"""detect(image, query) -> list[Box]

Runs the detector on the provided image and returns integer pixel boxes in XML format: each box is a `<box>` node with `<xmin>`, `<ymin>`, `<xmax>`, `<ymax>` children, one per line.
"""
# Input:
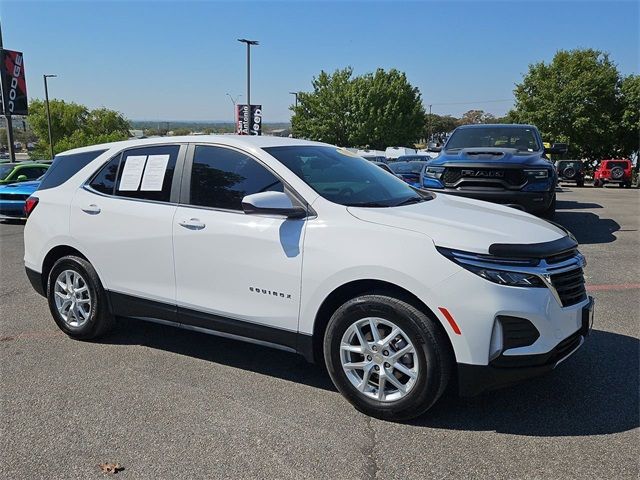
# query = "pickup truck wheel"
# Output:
<box><xmin>47</xmin><ymin>255</ymin><xmax>114</xmax><ymax>340</ymax></box>
<box><xmin>540</xmin><ymin>193</ymin><xmax>556</xmax><ymax>218</ymax></box>
<box><xmin>323</xmin><ymin>294</ymin><xmax>452</xmax><ymax>420</ymax></box>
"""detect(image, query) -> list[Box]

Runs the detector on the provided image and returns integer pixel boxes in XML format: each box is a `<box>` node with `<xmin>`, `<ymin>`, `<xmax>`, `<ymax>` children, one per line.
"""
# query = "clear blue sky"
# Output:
<box><xmin>1</xmin><ymin>0</ymin><xmax>638</xmax><ymax>122</ymax></box>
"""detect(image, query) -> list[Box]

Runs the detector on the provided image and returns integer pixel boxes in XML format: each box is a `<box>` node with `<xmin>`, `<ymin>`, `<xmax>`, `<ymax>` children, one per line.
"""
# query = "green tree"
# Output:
<box><xmin>424</xmin><ymin>113</ymin><xmax>458</xmax><ymax>142</ymax></box>
<box><xmin>512</xmin><ymin>49</ymin><xmax>627</xmax><ymax>160</ymax></box>
<box><xmin>291</xmin><ymin>67</ymin><xmax>356</xmax><ymax>146</ymax></box>
<box><xmin>27</xmin><ymin>99</ymin><xmax>130</xmax><ymax>158</ymax></box>
<box><xmin>458</xmin><ymin>109</ymin><xmax>496</xmax><ymax>125</ymax></box>
<box><xmin>291</xmin><ymin>67</ymin><xmax>425</xmax><ymax>148</ymax></box>
<box><xmin>620</xmin><ymin>74</ymin><xmax>640</xmax><ymax>156</ymax></box>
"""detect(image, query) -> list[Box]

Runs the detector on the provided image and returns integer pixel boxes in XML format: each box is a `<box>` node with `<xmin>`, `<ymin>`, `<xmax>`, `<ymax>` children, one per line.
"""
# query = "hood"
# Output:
<box><xmin>428</xmin><ymin>147</ymin><xmax>551</xmax><ymax>168</ymax></box>
<box><xmin>347</xmin><ymin>193</ymin><xmax>566</xmax><ymax>255</ymax></box>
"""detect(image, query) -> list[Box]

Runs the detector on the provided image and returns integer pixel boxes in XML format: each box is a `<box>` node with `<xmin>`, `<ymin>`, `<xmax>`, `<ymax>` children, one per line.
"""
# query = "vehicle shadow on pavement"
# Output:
<box><xmin>554</xmin><ymin>207</ymin><xmax>620</xmax><ymax>244</ymax></box>
<box><xmin>103</xmin><ymin>318</ymin><xmax>335</xmax><ymax>391</ymax></box>
<box><xmin>413</xmin><ymin>329</ymin><xmax>639</xmax><ymax>436</ymax></box>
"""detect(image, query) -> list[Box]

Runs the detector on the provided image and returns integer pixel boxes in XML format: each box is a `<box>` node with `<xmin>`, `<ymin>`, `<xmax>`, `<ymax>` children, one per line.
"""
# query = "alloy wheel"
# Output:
<box><xmin>340</xmin><ymin>317</ymin><xmax>419</xmax><ymax>402</ymax></box>
<box><xmin>53</xmin><ymin>269</ymin><xmax>92</xmax><ymax>328</ymax></box>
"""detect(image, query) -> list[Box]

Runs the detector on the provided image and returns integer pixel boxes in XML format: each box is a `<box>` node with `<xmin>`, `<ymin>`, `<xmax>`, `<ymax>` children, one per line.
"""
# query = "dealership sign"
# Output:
<box><xmin>236</xmin><ymin>104</ymin><xmax>262</xmax><ymax>135</ymax></box>
<box><xmin>0</xmin><ymin>49</ymin><xmax>28</xmax><ymax>116</ymax></box>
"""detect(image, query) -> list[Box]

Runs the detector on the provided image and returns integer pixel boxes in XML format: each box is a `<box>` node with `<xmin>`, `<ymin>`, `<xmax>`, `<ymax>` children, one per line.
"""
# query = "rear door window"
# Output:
<box><xmin>115</xmin><ymin>145</ymin><xmax>179</xmax><ymax>203</ymax></box>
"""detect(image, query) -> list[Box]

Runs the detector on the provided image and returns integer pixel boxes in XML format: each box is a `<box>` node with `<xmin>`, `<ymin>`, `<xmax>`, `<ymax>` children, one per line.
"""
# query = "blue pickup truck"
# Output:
<box><xmin>422</xmin><ymin>124</ymin><xmax>566</xmax><ymax>217</ymax></box>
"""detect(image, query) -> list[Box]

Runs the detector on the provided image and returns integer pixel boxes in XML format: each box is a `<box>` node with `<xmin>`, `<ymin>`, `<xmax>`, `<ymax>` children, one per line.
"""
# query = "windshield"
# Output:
<box><xmin>446</xmin><ymin>127</ymin><xmax>541</xmax><ymax>152</ymax></box>
<box><xmin>264</xmin><ymin>145</ymin><xmax>428</xmax><ymax>207</ymax></box>
<box><xmin>0</xmin><ymin>165</ymin><xmax>14</xmax><ymax>180</ymax></box>
<box><xmin>389</xmin><ymin>162</ymin><xmax>425</xmax><ymax>174</ymax></box>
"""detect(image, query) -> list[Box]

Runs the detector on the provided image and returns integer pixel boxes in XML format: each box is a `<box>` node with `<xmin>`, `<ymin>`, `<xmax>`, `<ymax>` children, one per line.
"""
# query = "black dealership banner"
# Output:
<box><xmin>236</xmin><ymin>104</ymin><xmax>262</xmax><ymax>135</ymax></box>
<box><xmin>0</xmin><ymin>49</ymin><xmax>28</xmax><ymax>116</ymax></box>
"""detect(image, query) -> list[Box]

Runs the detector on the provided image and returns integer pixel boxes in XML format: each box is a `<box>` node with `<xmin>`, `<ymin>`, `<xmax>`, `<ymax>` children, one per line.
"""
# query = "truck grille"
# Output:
<box><xmin>441</xmin><ymin>167</ymin><xmax>526</xmax><ymax>187</ymax></box>
<box><xmin>550</xmin><ymin>267</ymin><xmax>587</xmax><ymax>307</ymax></box>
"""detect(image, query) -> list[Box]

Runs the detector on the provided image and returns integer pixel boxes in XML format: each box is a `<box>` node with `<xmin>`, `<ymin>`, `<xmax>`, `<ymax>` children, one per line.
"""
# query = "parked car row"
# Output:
<box><xmin>555</xmin><ymin>159</ymin><xmax>633</xmax><ymax>188</ymax></box>
<box><xmin>0</xmin><ymin>162</ymin><xmax>50</xmax><ymax>219</ymax></box>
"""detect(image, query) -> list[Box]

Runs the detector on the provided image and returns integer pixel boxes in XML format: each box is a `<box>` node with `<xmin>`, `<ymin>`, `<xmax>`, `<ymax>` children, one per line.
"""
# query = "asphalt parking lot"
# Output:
<box><xmin>1</xmin><ymin>185</ymin><xmax>638</xmax><ymax>479</ymax></box>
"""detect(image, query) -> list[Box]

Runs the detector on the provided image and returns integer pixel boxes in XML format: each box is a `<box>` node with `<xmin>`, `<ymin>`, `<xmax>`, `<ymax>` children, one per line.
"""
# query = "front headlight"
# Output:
<box><xmin>463</xmin><ymin>264</ymin><xmax>545</xmax><ymax>287</ymax></box>
<box><xmin>424</xmin><ymin>166</ymin><xmax>445</xmax><ymax>179</ymax></box>
<box><xmin>524</xmin><ymin>169</ymin><xmax>549</xmax><ymax>180</ymax></box>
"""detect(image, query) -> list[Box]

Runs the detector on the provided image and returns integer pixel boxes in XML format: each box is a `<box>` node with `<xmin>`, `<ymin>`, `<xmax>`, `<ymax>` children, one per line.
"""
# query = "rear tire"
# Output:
<box><xmin>576</xmin><ymin>180</ymin><xmax>584</xmax><ymax>188</ymax></box>
<box><xmin>47</xmin><ymin>255</ymin><xmax>114</xmax><ymax>340</ymax></box>
<box><xmin>324</xmin><ymin>294</ymin><xmax>452</xmax><ymax>420</ymax></box>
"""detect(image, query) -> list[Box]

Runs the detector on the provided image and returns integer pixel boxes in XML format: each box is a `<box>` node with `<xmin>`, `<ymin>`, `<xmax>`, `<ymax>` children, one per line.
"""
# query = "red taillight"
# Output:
<box><xmin>24</xmin><ymin>196</ymin><xmax>39</xmax><ymax>218</ymax></box>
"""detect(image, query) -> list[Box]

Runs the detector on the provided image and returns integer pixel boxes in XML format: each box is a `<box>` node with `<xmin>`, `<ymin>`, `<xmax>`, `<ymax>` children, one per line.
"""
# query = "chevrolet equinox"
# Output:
<box><xmin>23</xmin><ymin>136</ymin><xmax>594</xmax><ymax>420</ymax></box>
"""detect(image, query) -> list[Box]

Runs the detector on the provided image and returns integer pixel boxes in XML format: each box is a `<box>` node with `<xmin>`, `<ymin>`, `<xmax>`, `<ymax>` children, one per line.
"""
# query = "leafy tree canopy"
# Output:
<box><xmin>27</xmin><ymin>99</ymin><xmax>130</xmax><ymax>158</ymax></box>
<box><xmin>291</xmin><ymin>67</ymin><xmax>425</xmax><ymax>149</ymax></box>
<box><xmin>511</xmin><ymin>49</ymin><xmax>635</xmax><ymax>160</ymax></box>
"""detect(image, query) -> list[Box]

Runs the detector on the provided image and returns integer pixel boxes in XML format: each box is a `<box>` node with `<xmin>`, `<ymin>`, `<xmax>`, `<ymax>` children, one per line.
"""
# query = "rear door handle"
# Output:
<box><xmin>178</xmin><ymin>218</ymin><xmax>206</xmax><ymax>230</ymax></box>
<box><xmin>81</xmin><ymin>204</ymin><xmax>101</xmax><ymax>215</ymax></box>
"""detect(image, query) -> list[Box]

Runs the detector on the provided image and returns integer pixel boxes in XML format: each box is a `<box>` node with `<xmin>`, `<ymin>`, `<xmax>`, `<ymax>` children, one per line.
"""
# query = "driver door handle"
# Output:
<box><xmin>81</xmin><ymin>204</ymin><xmax>101</xmax><ymax>215</ymax></box>
<box><xmin>178</xmin><ymin>218</ymin><xmax>206</xmax><ymax>230</ymax></box>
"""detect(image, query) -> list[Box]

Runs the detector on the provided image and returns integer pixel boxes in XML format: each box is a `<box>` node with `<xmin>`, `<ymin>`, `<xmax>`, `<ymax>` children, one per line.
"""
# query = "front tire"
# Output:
<box><xmin>47</xmin><ymin>255</ymin><xmax>114</xmax><ymax>340</ymax></box>
<box><xmin>540</xmin><ymin>193</ymin><xmax>556</xmax><ymax>218</ymax></box>
<box><xmin>323</xmin><ymin>295</ymin><xmax>452</xmax><ymax>420</ymax></box>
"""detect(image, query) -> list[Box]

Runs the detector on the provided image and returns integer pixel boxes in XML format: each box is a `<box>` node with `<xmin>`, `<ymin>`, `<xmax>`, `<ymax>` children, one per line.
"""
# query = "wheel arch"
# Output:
<box><xmin>309</xmin><ymin>279</ymin><xmax>455</xmax><ymax>365</ymax></box>
<box><xmin>40</xmin><ymin>245</ymin><xmax>90</xmax><ymax>293</ymax></box>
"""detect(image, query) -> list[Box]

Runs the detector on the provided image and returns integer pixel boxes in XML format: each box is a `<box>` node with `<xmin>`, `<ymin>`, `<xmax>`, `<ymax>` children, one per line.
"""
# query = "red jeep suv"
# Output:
<box><xmin>593</xmin><ymin>159</ymin><xmax>633</xmax><ymax>188</ymax></box>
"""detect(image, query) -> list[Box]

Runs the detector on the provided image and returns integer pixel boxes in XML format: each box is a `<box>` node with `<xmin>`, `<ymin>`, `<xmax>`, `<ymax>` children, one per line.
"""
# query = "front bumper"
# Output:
<box><xmin>457</xmin><ymin>296</ymin><xmax>594</xmax><ymax>396</ymax></box>
<box><xmin>433</xmin><ymin>188</ymin><xmax>553</xmax><ymax>213</ymax></box>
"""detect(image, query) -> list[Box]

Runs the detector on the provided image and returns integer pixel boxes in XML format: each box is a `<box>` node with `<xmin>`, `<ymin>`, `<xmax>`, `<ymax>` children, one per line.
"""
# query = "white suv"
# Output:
<box><xmin>24</xmin><ymin>136</ymin><xmax>594</xmax><ymax>420</ymax></box>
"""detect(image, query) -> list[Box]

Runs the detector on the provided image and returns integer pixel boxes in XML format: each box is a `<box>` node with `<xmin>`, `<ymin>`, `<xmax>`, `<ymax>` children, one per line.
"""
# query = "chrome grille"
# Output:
<box><xmin>549</xmin><ymin>268</ymin><xmax>587</xmax><ymax>307</ymax></box>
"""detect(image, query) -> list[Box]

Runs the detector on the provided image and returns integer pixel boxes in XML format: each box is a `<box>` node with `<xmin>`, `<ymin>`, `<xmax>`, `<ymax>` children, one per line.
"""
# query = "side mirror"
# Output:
<box><xmin>428</xmin><ymin>146</ymin><xmax>442</xmax><ymax>153</ymax></box>
<box><xmin>545</xmin><ymin>143</ymin><xmax>568</xmax><ymax>155</ymax></box>
<box><xmin>16</xmin><ymin>174</ymin><xmax>28</xmax><ymax>182</ymax></box>
<box><xmin>241</xmin><ymin>191</ymin><xmax>307</xmax><ymax>219</ymax></box>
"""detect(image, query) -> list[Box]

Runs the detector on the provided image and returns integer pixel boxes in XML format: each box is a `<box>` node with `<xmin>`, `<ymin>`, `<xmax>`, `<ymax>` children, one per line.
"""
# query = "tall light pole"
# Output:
<box><xmin>43</xmin><ymin>74</ymin><xmax>57</xmax><ymax>160</ymax></box>
<box><xmin>226</xmin><ymin>93</ymin><xmax>242</xmax><ymax>129</ymax></box>
<box><xmin>428</xmin><ymin>103</ymin><xmax>433</xmax><ymax>143</ymax></box>
<box><xmin>237</xmin><ymin>38</ymin><xmax>258</xmax><ymax>134</ymax></box>
<box><xmin>289</xmin><ymin>91</ymin><xmax>299</xmax><ymax>108</ymax></box>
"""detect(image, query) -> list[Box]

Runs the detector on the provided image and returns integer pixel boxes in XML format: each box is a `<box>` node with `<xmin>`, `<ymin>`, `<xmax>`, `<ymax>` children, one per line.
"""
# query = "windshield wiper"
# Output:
<box><xmin>394</xmin><ymin>196</ymin><xmax>425</xmax><ymax>207</ymax></box>
<box><xmin>344</xmin><ymin>201</ymin><xmax>390</xmax><ymax>208</ymax></box>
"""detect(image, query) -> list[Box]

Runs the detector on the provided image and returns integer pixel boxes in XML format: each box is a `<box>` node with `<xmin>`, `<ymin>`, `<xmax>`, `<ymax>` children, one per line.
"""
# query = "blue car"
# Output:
<box><xmin>420</xmin><ymin>124</ymin><xmax>566</xmax><ymax>217</ymax></box>
<box><xmin>0</xmin><ymin>178</ymin><xmax>41</xmax><ymax>220</ymax></box>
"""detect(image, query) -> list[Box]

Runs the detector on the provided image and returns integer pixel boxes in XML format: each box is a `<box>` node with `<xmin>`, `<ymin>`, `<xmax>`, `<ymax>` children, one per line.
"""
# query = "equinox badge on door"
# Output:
<box><xmin>249</xmin><ymin>286</ymin><xmax>292</xmax><ymax>299</ymax></box>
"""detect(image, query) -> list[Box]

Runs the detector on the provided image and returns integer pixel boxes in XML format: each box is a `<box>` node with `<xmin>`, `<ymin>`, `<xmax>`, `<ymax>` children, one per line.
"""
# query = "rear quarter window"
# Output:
<box><xmin>38</xmin><ymin>149</ymin><xmax>107</xmax><ymax>191</ymax></box>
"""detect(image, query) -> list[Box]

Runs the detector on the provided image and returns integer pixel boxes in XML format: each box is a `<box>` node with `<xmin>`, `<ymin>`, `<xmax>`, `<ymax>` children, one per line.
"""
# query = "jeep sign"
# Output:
<box><xmin>236</xmin><ymin>104</ymin><xmax>262</xmax><ymax>135</ymax></box>
<box><xmin>0</xmin><ymin>49</ymin><xmax>28</xmax><ymax>116</ymax></box>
